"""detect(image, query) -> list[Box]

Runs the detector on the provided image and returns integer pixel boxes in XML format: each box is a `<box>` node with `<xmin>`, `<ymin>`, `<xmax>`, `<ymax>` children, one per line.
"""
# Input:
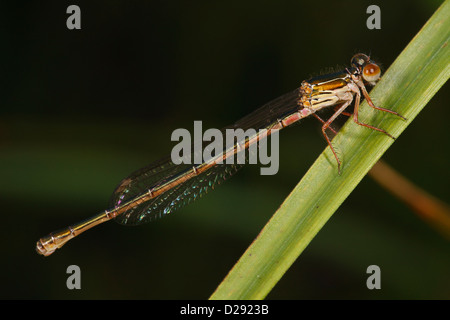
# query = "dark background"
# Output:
<box><xmin>0</xmin><ymin>0</ymin><xmax>448</xmax><ymax>299</ymax></box>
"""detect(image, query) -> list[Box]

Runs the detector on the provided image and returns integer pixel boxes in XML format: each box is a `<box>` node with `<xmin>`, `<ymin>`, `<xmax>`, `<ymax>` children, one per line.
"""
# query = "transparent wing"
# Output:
<box><xmin>108</xmin><ymin>88</ymin><xmax>300</xmax><ymax>225</ymax></box>
<box><xmin>110</xmin><ymin>160</ymin><xmax>243</xmax><ymax>225</ymax></box>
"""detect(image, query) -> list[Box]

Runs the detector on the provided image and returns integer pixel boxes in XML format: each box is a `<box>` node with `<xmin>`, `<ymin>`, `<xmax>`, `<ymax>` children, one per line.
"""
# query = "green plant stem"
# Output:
<box><xmin>210</xmin><ymin>0</ymin><xmax>450</xmax><ymax>300</ymax></box>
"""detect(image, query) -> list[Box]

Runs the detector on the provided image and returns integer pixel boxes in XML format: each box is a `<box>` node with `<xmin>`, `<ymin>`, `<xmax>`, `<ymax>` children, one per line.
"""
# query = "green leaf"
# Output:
<box><xmin>210</xmin><ymin>0</ymin><xmax>450</xmax><ymax>300</ymax></box>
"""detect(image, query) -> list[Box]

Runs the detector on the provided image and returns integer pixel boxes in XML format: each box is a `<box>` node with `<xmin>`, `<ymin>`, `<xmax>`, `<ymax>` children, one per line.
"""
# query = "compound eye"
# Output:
<box><xmin>362</xmin><ymin>63</ymin><xmax>381</xmax><ymax>83</ymax></box>
<box><xmin>351</xmin><ymin>53</ymin><xmax>370</xmax><ymax>68</ymax></box>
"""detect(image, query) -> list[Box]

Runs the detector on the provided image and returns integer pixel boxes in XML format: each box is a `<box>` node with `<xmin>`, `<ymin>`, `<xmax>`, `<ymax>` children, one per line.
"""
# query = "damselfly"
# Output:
<box><xmin>36</xmin><ymin>53</ymin><xmax>405</xmax><ymax>256</ymax></box>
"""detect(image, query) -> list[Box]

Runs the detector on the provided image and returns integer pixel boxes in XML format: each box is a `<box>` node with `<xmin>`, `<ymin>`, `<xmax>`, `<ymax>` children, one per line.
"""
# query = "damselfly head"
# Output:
<box><xmin>351</xmin><ymin>53</ymin><xmax>381</xmax><ymax>86</ymax></box>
